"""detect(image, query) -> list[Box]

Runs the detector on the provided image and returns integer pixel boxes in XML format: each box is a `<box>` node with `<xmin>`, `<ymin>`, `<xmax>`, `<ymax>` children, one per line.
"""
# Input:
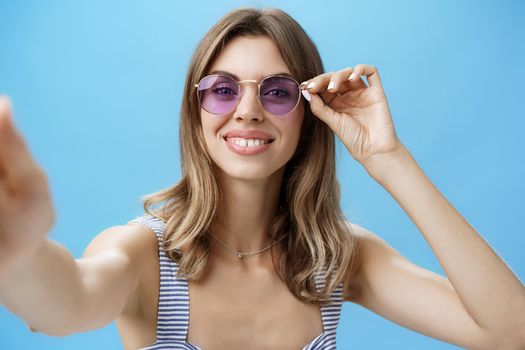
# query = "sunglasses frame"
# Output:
<box><xmin>194</xmin><ymin>73</ymin><xmax>302</xmax><ymax>116</ymax></box>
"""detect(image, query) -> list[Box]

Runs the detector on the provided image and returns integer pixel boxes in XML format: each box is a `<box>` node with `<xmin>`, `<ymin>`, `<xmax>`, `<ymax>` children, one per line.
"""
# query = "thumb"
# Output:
<box><xmin>0</xmin><ymin>95</ymin><xmax>16</xmax><ymax>148</ymax></box>
<box><xmin>0</xmin><ymin>96</ymin><xmax>37</xmax><ymax>179</ymax></box>
<box><xmin>0</xmin><ymin>96</ymin><xmax>18</xmax><ymax>142</ymax></box>
<box><xmin>302</xmin><ymin>90</ymin><xmax>339</xmax><ymax>131</ymax></box>
<box><xmin>0</xmin><ymin>95</ymin><xmax>13</xmax><ymax>125</ymax></box>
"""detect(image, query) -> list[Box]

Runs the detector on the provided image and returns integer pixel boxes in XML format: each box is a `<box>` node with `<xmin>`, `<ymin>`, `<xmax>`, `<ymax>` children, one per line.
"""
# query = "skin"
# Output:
<box><xmin>200</xmin><ymin>35</ymin><xmax>304</xmax><ymax>266</ymax></box>
<box><xmin>0</xmin><ymin>35</ymin><xmax>524</xmax><ymax>349</ymax></box>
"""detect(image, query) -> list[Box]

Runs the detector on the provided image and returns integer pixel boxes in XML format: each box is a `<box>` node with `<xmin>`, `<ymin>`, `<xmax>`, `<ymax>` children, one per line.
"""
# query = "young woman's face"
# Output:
<box><xmin>200</xmin><ymin>35</ymin><xmax>305</xmax><ymax>182</ymax></box>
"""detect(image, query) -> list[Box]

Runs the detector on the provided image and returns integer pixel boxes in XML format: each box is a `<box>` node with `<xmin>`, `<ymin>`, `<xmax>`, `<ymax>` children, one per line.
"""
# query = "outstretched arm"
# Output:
<box><xmin>301</xmin><ymin>65</ymin><xmax>525</xmax><ymax>349</ymax></box>
<box><xmin>0</xmin><ymin>96</ymin><xmax>151</xmax><ymax>336</ymax></box>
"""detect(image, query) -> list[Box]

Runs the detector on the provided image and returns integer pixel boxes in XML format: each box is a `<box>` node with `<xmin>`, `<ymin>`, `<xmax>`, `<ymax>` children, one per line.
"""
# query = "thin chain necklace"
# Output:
<box><xmin>209</xmin><ymin>232</ymin><xmax>282</xmax><ymax>260</ymax></box>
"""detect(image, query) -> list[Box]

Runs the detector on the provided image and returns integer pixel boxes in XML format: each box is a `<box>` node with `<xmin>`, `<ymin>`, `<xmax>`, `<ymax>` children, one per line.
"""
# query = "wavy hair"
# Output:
<box><xmin>142</xmin><ymin>7</ymin><xmax>359</xmax><ymax>306</ymax></box>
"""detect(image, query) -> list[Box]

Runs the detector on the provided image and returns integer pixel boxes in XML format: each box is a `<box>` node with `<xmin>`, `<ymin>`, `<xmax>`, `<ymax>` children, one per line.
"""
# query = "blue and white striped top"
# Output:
<box><xmin>128</xmin><ymin>214</ymin><xmax>344</xmax><ymax>349</ymax></box>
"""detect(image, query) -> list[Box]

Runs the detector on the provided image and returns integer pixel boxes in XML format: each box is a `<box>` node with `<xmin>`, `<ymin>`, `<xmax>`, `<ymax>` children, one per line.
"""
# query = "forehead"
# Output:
<box><xmin>207</xmin><ymin>36</ymin><xmax>292</xmax><ymax>80</ymax></box>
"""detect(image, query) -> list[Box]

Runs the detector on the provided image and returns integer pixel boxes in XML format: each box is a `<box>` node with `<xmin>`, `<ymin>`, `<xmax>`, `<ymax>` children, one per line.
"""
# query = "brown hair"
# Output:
<box><xmin>142</xmin><ymin>7</ymin><xmax>358</xmax><ymax>306</ymax></box>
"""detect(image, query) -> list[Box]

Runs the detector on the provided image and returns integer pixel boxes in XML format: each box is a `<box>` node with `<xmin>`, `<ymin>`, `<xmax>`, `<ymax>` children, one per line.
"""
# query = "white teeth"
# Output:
<box><xmin>226</xmin><ymin>137</ymin><xmax>270</xmax><ymax>147</ymax></box>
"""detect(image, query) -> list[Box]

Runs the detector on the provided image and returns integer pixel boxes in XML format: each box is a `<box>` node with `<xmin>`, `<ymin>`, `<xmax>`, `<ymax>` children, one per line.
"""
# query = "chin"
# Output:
<box><xmin>222</xmin><ymin>170</ymin><xmax>274</xmax><ymax>182</ymax></box>
<box><xmin>217</xmin><ymin>165</ymin><xmax>284</xmax><ymax>182</ymax></box>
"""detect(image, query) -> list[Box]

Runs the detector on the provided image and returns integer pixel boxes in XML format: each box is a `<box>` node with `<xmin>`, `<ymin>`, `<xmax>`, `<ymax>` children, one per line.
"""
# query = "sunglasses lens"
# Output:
<box><xmin>260</xmin><ymin>77</ymin><xmax>300</xmax><ymax>115</ymax></box>
<box><xmin>197</xmin><ymin>75</ymin><xmax>239</xmax><ymax>114</ymax></box>
<box><xmin>197</xmin><ymin>75</ymin><xmax>300</xmax><ymax>115</ymax></box>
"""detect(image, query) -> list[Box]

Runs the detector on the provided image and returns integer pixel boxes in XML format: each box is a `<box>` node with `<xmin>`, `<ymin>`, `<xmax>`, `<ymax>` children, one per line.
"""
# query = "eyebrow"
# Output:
<box><xmin>208</xmin><ymin>70</ymin><xmax>296</xmax><ymax>80</ymax></box>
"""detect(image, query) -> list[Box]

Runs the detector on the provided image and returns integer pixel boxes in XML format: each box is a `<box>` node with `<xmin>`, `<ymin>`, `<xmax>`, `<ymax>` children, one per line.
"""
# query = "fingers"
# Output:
<box><xmin>300</xmin><ymin>70</ymin><xmax>352</xmax><ymax>106</ymax></box>
<box><xmin>305</xmin><ymin>90</ymin><xmax>339</xmax><ymax>130</ymax></box>
<box><xmin>300</xmin><ymin>64</ymin><xmax>382</xmax><ymax>96</ymax></box>
<box><xmin>0</xmin><ymin>96</ymin><xmax>11</xmax><ymax>180</ymax></box>
<box><xmin>0</xmin><ymin>95</ymin><xmax>13</xmax><ymax>126</ymax></box>
<box><xmin>0</xmin><ymin>96</ymin><xmax>41</xmax><ymax>184</ymax></box>
<box><xmin>305</xmin><ymin>91</ymin><xmax>361</xmax><ymax>138</ymax></box>
<box><xmin>298</xmin><ymin>64</ymin><xmax>383</xmax><ymax>133</ymax></box>
<box><xmin>349</xmin><ymin>64</ymin><xmax>382</xmax><ymax>89</ymax></box>
<box><xmin>0</xmin><ymin>96</ymin><xmax>17</xmax><ymax>163</ymax></box>
<box><xmin>301</xmin><ymin>71</ymin><xmax>338</xmax><ymax>94</ymax></box>
<box><xmin>330</xmin><ymin>67</ymin><xmax>367</xmax><ymax>92</ymax></box>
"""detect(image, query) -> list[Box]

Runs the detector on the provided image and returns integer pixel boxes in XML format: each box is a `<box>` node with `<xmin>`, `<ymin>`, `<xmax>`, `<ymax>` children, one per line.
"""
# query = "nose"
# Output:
<box><xmin>232</xmin><ymin>83</ymin><xmax>264</xmax><ymax>122</ymax></box>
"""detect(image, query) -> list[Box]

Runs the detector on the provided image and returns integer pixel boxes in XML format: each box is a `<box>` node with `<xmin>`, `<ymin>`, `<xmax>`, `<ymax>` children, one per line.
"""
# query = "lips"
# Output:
<box><xmin>221</xmin><ymin>129</ymin><xmax>275</xmax><ymax>155</ymax></box>
<box><xmin>227</xmin><ymin>138</ymin><xmax>272</xmax><ymax>146</ymax></box>
<box><xmin>223</xmin><ymin>129</ymin><xmax>275</xmax><ymax>142</ymax></box>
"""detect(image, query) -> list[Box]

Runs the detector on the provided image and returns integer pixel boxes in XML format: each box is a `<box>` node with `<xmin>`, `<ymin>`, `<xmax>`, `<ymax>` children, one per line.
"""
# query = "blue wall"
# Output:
<box><xmin>1</xmin><ymin>1</ymin><xmax>523</xmax><ymax>349</ymax></box>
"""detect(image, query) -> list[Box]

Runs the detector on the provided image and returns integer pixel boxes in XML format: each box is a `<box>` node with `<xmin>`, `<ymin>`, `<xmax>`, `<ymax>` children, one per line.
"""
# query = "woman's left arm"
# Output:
<box><xmin>302</xmin><ymin>65</ymin><xmax>525</xmax><ymax>348</ymax></box>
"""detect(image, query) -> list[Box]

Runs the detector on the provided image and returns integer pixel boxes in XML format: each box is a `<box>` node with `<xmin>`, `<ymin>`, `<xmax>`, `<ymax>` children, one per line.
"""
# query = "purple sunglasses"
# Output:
<box><xmin>194</xmin><ymin>74</ymin><xmax>302</xmax><ymax>116</ymax></box>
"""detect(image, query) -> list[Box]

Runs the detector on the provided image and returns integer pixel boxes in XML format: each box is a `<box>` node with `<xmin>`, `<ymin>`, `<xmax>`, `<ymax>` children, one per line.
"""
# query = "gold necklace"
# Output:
<box><xmin>209</xmin><ymin>232</ymin><xmax>281</xmax><ymax>259</ymax></box>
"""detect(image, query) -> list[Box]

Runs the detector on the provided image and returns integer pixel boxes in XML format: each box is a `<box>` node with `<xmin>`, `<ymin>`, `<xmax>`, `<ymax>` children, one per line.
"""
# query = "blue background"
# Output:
<box><xmin>1</xmin><ymin>0</ymin><xmax>524</xmax><ymax>349</ymax></box>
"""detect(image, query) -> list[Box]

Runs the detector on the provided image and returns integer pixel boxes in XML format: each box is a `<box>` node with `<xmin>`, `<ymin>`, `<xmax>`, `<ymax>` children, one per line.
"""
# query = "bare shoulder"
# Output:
<box><xmin>79</xmin><ymin>221</ymin><xmax>159</xmax><ymax>305</ymax></box>
<box><xmin>82</xmin><ymin>221</ymin><xmax>158</xmax><ymax>266</ymax></box>
<box><xmin>347</xmin><ymin>222</ymin><xmax>398</xmax><ymax>261</ymax></box>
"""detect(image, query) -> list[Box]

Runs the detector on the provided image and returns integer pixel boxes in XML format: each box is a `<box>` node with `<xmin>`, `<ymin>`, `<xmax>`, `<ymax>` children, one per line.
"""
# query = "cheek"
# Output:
<box><xmin>201</xmin><ymin>113</ymin><xmax>224</xmax><ymax>140</ymax></box>
<box><xmin>283</xmin><ymin>106</ymin><xmax>305</xmax><ymax>143</ymax></box>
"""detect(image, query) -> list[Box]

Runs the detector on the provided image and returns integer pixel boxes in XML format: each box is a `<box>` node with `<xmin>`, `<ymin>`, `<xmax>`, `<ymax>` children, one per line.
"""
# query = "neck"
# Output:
<box><xmin>210</xmin><ymin>168</ymin><xmax>284</xmax><ymax>263</ymax></box>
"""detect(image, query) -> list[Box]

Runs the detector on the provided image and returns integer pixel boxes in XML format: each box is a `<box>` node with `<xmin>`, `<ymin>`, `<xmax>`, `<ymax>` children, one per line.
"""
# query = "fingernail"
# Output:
<box><xmin>307</xmin><ymin>82</ymin><xmax>316</xmax><ymax>89</ymax></box>
<box><xmin>327</xmin><ymin>81</ymin><xmax>335</xmax><ymax>91</ymax></box>
<box><xmin>348</xmin><ymin>73</ymin><xmax>356</xmax><ymax>80</ymax></box>
<box><xmin>301</xmin><ymin>89</ymin><xmax>311</xmax><ymax>101</ymax></box>
<box><xmin>300</xmin><ymin>81</ymin><xmax>308</xmax><ymax>88</ymax></box>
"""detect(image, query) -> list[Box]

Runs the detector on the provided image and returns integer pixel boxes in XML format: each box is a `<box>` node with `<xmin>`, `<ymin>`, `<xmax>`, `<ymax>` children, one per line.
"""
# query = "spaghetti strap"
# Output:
<box><xmin>128</xmin><ymin>214</ymin><xmax>196</xmax><ymax>349</ymax></box>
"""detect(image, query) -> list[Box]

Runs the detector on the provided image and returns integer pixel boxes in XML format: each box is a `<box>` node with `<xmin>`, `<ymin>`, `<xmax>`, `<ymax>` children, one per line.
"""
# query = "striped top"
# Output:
<box><xmin>128</xmin><ymin>214</ymin><xmax>344</xmax><ymax>349</ymax></box>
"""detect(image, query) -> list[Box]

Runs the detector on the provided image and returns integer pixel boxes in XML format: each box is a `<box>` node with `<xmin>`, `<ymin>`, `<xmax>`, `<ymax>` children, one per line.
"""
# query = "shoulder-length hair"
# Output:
<box><xmin>142</xmin><ymin>7</ymin><xmax>359</xmax><ymax>306</ymax></box>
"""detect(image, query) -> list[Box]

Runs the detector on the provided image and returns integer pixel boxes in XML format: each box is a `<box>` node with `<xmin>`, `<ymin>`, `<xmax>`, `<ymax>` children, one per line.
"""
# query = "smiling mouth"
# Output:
<box><xmin>223</xmin><ymin>137</ymin><xmax>275</xmax><ymax>147</ymax></box>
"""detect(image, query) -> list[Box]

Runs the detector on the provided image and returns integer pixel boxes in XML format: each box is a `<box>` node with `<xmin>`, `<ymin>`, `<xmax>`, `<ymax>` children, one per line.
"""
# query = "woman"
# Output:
<box><xmin>0</xmin><ymin>7</ymin><xmax>524</xmax><ymax>350</ymax></box>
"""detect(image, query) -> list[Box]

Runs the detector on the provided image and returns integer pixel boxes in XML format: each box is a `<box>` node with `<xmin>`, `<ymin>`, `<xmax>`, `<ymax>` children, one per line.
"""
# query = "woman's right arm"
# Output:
<box><xmin>0</xmin><ymin>225</ymin><xmax>153</xmax><ymax>336</ymax></box>
<box><xmin>0</xmin><ymin>96</ymin><xmax>152</xmax><ymax>336</ymax></box>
